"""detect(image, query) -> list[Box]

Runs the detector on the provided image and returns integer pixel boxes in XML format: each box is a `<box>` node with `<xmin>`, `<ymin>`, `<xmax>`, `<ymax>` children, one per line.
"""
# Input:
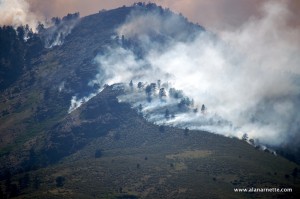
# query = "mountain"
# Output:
<box><xmin>0</xmin><ymin>3</ymin><xmax>299</xmax><ymax>199</ymax></box>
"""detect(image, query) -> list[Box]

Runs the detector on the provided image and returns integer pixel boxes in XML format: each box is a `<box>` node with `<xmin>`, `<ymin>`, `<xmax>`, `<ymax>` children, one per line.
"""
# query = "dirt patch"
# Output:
<box><xmin>166</xmin><ymin>150</ymin><xmax>212</xmax><ymax>160</ymax></box>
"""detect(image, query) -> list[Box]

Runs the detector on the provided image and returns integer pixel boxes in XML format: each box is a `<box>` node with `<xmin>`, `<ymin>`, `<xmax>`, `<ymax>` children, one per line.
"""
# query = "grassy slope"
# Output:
<box><xmin>4</xmin><ymin>87</ymin><xmax>299</xmax><ymax>199</ymax></box>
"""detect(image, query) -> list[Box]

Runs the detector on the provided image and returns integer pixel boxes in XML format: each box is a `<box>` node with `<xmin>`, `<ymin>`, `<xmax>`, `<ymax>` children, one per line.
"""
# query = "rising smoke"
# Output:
<box><xmin>39</xmin><ymin>13</ymin><xmax>80</xmax><ymax>48</ymax></box>
<box><xmin>0</xmin><ymin>0</ymin><xmax>79</xmax><ymax>47</ymax></box>
<box><xmin>0</xmin><ymin>0</ymin><xmax>42</xmax><ymax>30</ymax></box>
<box><xmin>72</xmin><ymin>1</ymin><xmax>300</xmax><ymax>148</ymax></box>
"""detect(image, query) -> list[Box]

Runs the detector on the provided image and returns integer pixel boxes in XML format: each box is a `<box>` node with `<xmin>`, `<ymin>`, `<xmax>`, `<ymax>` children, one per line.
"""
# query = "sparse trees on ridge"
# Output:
<box><xmin>169</xmin><ymin>88</ymin><xmax>183</xmax><ymax>99</ymax></box>
<box><xmin>242</xmin><ymin>133</ymin><xmax>248</xmax><ymax>141</ymax></box>
<box><xmin>126</xmin><ymin>80</ymin><xmax>206</xmax><ymax>121</ymax></box>
<box><xmin>178</xmin><ymin>97</ymin><xmax>193</xmax><ymax>109</ymax></box>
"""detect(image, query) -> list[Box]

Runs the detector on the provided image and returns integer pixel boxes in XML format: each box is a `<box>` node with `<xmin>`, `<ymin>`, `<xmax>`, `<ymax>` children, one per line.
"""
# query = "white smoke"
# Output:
<box><xmin>0</xmin><ymin>0</ymin><xmax>42</xmax><ymax>31</ymax></box>
<box><xmin>72</xmin><ymin>1</ymin><xmax>300</xmax><ymax>147</ymax></box>
<box><xmin>117</xmin><ymin>6</ymin><xmax>199</xmax><ymax>42</ymax></box>
<box><xmin>0</xmin><ymin>0</ymin><xmax>79</xmax><ymax>46</ymax></box>
<box><xmin>41</xmin><ymin>13</ymin><xmax>80</xmax><ymax>48</ymax></box>
<box><xmin>68</xmin><ymin>91</ymin><xmax>100</xmax><ymax>113</ymax></box>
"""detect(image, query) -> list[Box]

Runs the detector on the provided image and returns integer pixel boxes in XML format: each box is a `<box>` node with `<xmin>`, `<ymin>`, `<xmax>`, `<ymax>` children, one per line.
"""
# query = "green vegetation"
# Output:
<box><xmin>0</xmin><ymin>25</ymin><xmax>43</xmax><ymax>91</ymax></box>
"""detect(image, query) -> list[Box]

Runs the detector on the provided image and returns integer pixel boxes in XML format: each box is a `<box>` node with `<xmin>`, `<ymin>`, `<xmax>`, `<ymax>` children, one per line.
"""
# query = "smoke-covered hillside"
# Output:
<box><xmin>0</xmin><ymin>2</ymin><xmax>300</xmax><ymax>198</ymax></box>
<box><xmin>65</xmin><ymin>2</ymin><xmax>300</xmax><ymax>160</ymax></box>
<box><xmin>0</xmin><ymin>1</ymin><xmax>204</xmax><ymax>178</ymax></box>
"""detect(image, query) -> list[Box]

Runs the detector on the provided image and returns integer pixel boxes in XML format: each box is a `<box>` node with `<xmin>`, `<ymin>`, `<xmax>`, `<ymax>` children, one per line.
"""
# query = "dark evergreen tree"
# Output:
<box><xmin>165</xmin><ymin>109</ymin><xmax>170</xmax><ymax>118</ymax></box>
<box><xmin>157</xmin><ymin>80</ymin><xmax>161</xmax><ymax>88</ymax></box>
<box><xmin>137</xmin><ymin>82</ymin><xmax>143</xmax><ymax>89</ymax></box>
<box><xmin>18</xmin><ymin>173</ymin><xmax>30</xmax><ymax>190</ymax></box>
<box><xmin>33</xmin><ymin>176</ymin><xmax>41</xmax><ymax>189</ymax></box>
<box><xmin>129</xmin><ymin>80</ymin><xmax>133</xmax><ymax>90</ymax></box>
<box><xmin>159</xmin><ymin>125</ymin><xmax>165</xmax><ymax>133</ymax></box>
<box><xmin>201</xmin><ymin>104</ymin><xmax>206</xmax><ymax>113</ymax></box>
<box><xmin>95</xmin><ymin>149</ymin><xmax>102</xmax><ymax>158</ymax></box>
<box><xmin>0</xmin><ymin>25</ymin><xmax>42</xmax><ymax>91</ymax></box>
<box><xmin>9</xmin><ymin>184</ymin><xmax>19</xmax><ymax>197</ymax></box>
<box><xmin>138</xmin><ymin>104</ymin><xmax>143</xmax><ymax>111</ymax></box>
<box><xmin>184</xmin><ymin>127</ymin><xmax>189</xmax><ymax>136</ymax></box>
<box><xmin>292</xmin><ymin>168</ymin><xmax>298</xmax><ymax>178</ymax></box>
<box><xmin>55</xmin><ymin>176</ymin><xmax>65</xmax><ymax>187</ymax></box>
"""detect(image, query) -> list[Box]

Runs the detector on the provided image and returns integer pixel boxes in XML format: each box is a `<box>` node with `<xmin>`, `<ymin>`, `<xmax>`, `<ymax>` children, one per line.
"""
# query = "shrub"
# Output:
<box><xmin>56</xmin><ymin>176</ymin><xmax>65</xmax><ymax>187</ymax></box>
<box><xmin>95</xmin><ymin>149</ymin><xmax>102</xmax><ymax>158</ymax></box>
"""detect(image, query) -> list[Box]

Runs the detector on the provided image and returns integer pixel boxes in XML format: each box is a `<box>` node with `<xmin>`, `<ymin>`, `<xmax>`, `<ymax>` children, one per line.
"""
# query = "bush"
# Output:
<box><xmin>95</xmin><ymin>149</ymin><xmax>102</xmax><ymax>158</ymax></box>
<box><xmin>285</xmin><ymin>174</ymin><xmax>290</xmax><ymax>179</ymax></box>
<box><xmin>56</xmin><ymin>176</ymin><xmax>65</xmax><ymax>187</ymax></box>
<box><xmin>184</xmin><ymin>127</ymin><xmax>189</xmax><ymax>136</ymax></box>
<box><xmin>159</xmin><ymin>126</ymin><xmax>165</xmax><ymax>133</ymax></box>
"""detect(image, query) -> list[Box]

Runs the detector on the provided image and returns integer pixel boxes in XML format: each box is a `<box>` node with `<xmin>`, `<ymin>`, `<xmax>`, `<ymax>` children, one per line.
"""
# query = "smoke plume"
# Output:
<box><xmin>40</xmin><ymin>13</ymin><xmax>80</xmax><ymax>48</ymax></box>
<box><xmin>0</xmin><ymin>0</ymin><xmax>42</xmax><ymax>30</ymax></box>
<box><xmin>76</xmin><ymin>1</ymin><xmax>300</xmax><ymax>148</ymax></box>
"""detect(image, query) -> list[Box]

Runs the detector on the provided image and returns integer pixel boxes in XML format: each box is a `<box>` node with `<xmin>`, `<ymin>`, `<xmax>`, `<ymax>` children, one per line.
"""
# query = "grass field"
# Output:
<box><xmin>3</xmin><ymin>110</ymin><xmax>299</xmax><ymax>198</ymax></box>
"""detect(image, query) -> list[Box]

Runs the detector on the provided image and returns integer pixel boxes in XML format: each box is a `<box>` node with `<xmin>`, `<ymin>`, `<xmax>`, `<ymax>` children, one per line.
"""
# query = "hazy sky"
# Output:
<box><xmin>25</xmin><ymin>0</ymin><xmax>299</xmax><ymax>31</ymax></box>
<box><xmin>0</xmin><ymin>0</ymin><xmax>299</xmax><ymax>31</ymax></box>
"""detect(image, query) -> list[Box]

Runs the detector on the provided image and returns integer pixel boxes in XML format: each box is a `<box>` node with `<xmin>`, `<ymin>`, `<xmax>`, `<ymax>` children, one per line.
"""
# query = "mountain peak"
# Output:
<box><xmin>1</xmin><ymin>3</ymin><xmax>300</xmax><ymax>198</ymax></box>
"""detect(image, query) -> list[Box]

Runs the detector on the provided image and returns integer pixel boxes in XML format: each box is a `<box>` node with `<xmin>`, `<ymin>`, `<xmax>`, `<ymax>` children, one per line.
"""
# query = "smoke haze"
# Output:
<box><xmin>1</xmin><ymin>1</ymin><xmax>300</xmax><ymax>147</ymax></box>
<box><xmin>83</xmin><ymin>1</ymin><xmax>300</xmax><ymax>147</ymax></box>
<box><xmin>0</xmin><ymin>0</ymin><xmax>42</xmax><ymax>30</ymax></box>
<box><xmin>2</xmin><ymin>0</ymin><xmax>300</xmax><ymax>32</ymax></box>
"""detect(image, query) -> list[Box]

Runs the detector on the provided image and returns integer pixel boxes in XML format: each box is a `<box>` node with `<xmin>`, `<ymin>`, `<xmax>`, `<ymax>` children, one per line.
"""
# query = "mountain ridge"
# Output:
<box><xmin>0</xmin><ymin>3</ymin><xmax>299</xmax><ymax>198</ymax></box>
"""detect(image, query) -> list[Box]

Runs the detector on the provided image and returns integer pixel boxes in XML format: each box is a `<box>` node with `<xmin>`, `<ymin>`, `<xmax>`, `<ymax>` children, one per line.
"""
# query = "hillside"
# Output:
<box><xmin>0</xmin><ymin>3</ymin><xmax>299</xmax><ymax>199</ymax></box>
<box><xmin>0</xmin><ymin>6</ymin><xmax>133</xmax><ymax>157</ymax></box>
<box><xmin>0</xmin><ymin>3</ymin><xmax>202</xmax><ymax>166</ymax></box>
<box><xmin>1</xmin><ymin>85</ymin><xmax>300</xmax><ymax>198</ymax></box>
